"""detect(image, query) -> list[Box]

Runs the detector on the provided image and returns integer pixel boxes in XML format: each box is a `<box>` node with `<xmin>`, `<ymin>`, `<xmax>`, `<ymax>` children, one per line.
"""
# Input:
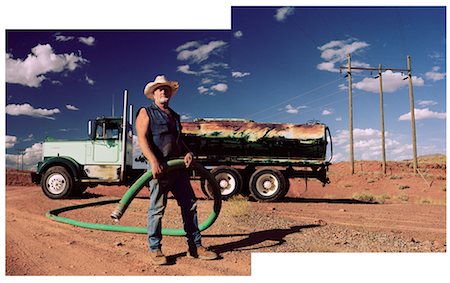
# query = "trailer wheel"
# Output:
<box><xmin>206</xmin><ymin>166</ymin><xmax>243</xmax><ymax>200</ymax></box>
<box><xmin>41</xmin><ymin>166</ymin><xmax>75</xmax><ymax>199</ymax></box>
<box><xmin>249</xmin><ymin>168</ymin><xmax>288</xmax><ymax>202</ymax></box>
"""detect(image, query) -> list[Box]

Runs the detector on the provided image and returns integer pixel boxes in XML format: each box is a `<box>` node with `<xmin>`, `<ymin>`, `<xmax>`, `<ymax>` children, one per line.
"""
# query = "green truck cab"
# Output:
<box><xmin>31</xmin><ymin>91</ymin><xmax>141</xmax><ymax>199</ymax></box>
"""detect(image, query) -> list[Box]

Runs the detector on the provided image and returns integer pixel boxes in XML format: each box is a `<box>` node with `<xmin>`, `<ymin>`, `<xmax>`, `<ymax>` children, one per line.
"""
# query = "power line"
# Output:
<box><xmin>245</xmin><ymin>77</ymin><xmax>342</xmax><ymax>119</ymax></box>
<box><xmin>262</xmin><ymin>88</ymin><xmax>346</xmax><ymax>122</ymax></box>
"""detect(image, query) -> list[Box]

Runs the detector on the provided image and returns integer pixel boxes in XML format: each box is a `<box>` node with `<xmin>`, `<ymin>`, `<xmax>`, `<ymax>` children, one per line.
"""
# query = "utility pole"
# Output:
<box><xmin>347</xmin><ymin>54</ymin><xmax>354</xmax><ymax>174</ymax></box>
<box><xmin>407</xmin><ymin>55</ymin><xmax>418</xmax><ymax>174</ymax></box>
<box><xmin>16</xmin><ymin>149</ymin><xmax>25</xmax><ymax>170</ymax></box>
<box><xmin>378</xmin><ymin>64</ymin><xmax>387</xmax><ymax>174</ymax></box>
<box><xmin>340</xmin><ymin>56</ymin><xmax>418</xmax><ymax>174</ymax></box>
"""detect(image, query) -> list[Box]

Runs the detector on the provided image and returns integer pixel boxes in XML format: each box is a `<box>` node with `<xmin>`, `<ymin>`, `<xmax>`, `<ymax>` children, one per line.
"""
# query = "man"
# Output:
<box><xmin>136</xmin><ymin>75</ymin><xmax>218</xmax><ymax>265</ymax></box>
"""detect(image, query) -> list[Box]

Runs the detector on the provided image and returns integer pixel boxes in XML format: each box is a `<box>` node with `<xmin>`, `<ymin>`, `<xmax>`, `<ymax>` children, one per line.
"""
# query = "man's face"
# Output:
<box><xmin>153</xmin><ymin>86</ymin><xmax>172</xmax><ymax>104</ymax></box>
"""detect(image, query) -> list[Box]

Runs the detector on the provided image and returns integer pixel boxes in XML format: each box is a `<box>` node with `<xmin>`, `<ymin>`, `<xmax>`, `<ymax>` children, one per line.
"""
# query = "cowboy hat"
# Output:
<box><xmin>143</xmin><ymin>75</ymin><xmax>179</xmax><ymax>100</ymax></box>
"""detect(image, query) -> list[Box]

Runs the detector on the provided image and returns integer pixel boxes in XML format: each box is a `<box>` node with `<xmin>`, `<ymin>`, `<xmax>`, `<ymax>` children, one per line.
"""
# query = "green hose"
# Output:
<box><xmin>45</xmin><ymin>159</ymin><xmax>222</xmax><ymax>236</ymax></box>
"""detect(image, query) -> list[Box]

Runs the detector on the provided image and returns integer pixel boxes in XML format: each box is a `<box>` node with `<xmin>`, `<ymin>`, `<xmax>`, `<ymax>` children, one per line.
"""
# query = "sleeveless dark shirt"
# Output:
<box><xmin>140</xmin><ymin>103</ymin><xmax>182</xmax><ymax>161</ymax></box>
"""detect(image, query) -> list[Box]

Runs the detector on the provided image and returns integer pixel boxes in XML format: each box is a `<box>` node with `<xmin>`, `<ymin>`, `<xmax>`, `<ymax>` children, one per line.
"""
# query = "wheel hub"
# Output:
<box><xmin>47</xmin><ymin>174</ymin><xmax>66</xmax><ymax>195</ymax></box>
<box><xmin>219</xmin><ymin>179</ymin><xmax>229</xmax><ymax>189</ymax></box>
<box><xmin>215</xmin><ymin>172</ymin><xmax>236</xmax><ymax>195</ymax></box>
<box><xmin>256</xmin><ymin>174</ymin><xmax>279</xmax><ymax>196</ymax></box>
<box><xmin>263</xmin><ymin>180</ymin><xmax>273</xmax><ymax>189</ymax></box>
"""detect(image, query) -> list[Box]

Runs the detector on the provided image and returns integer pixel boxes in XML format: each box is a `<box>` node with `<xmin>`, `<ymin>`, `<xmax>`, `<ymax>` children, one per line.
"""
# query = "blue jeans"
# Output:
<box><xmin>147</xmin><ymin>170</ymin><xmax>202</xmax><ymax>252</ymax></box>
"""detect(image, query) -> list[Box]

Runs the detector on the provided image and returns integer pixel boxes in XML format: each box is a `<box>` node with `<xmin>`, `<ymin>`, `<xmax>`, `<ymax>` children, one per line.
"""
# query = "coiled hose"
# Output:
<box><xmin>45</xmin><ymin>159</ymin><xmax>222</xmax><ymax>236</ymax></box>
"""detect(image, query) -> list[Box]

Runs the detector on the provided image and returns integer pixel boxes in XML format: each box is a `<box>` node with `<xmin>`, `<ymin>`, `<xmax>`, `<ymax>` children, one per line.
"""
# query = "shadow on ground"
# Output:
<box><xmin>280</xmin><ymin>197</ymin><xmax>376</xmax><ymax>204</ymax></box>
<box><xmin>205</xmin><ymin>224</ymin><xmax>322</xmax><ymax>254</ymax></box>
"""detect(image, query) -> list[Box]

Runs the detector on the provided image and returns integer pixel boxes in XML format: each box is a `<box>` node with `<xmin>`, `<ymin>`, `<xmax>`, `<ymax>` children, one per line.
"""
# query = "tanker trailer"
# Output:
<box><xmin>181</xmin><ymin>118</ymin><xmax>332</xmax><ymax>202</ymax></box>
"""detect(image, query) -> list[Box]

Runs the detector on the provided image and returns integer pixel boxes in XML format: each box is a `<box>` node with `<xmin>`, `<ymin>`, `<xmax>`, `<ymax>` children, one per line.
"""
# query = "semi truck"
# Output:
<box><xmin>31</xmin><ymin>90</ymin><xmax>332</xmax><ymax>202</ymax></box>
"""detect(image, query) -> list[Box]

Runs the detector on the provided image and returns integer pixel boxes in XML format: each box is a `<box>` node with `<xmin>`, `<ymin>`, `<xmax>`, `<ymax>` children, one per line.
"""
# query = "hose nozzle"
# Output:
<box><xmin>110</xmin><ymin>204</ymin><xmax>125</xmax><ymax>221</ymax></box>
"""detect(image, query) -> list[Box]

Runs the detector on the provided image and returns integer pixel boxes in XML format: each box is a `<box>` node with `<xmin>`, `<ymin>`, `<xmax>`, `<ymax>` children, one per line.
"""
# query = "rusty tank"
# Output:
<box><xmin>182</xmin><ymin>118</ymin><xmax>330</xmax><ymax>162</ymax></box>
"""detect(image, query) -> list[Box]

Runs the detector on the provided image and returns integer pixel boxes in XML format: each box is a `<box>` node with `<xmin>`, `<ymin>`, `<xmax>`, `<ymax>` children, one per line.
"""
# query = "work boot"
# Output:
<box><xmin>149</xmin><ymin>249</ymin><xmax>168</xmax><ymax>265</ymax></box>
<box><xmin>187</xmin><ymin>246</ymin><xmax>218</xmax><ymax>260</ymax></box>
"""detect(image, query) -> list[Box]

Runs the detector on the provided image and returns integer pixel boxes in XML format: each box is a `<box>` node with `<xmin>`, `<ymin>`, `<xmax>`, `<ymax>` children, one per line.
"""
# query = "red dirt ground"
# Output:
<box><xmin>5</xmin><ymin>160</ymin><xmax>447</xmax><ymax>276</ymax></box>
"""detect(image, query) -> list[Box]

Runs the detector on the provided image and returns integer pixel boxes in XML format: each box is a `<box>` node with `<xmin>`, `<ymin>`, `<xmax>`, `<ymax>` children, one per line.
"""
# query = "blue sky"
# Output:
<box><xmin>4</xmin><ymin>7</ymin><xmax>446</xmax><ymax>169</ymax></box>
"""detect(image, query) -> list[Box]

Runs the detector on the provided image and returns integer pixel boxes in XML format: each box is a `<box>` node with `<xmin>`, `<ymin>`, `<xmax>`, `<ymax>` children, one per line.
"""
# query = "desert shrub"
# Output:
<box><xmin>398</xmin><ymin>185</ymin><xmax>410</xmax><ymax>190</ymax></box>
<box><xmin>397</xmin><ymin>194</ymin><xmax>409</xmax><ymax>202</ymax></box>
<box><xmin>352</xmin><ymin>192</ymin><xmax>375</xmax><ymax>203</ymax></box>
<box><xmin>223</xmin><ymin>195</ymin><xmax>250</xmax><ymax>217</ymax></box>
<box><xmin>375</xmin><ymin>193</ymin><xmax>391</xmax><ymax>204</ymax></box>
<box><xmin>389</xmin><ymin>175</ymin><xmax>402</xmax><ymax>180</ymax></box>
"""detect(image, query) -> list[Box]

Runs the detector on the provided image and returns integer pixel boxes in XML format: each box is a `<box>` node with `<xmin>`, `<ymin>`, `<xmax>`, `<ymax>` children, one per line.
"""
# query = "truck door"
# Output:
<box><xmin>92</xmin><ymin>121</ymin><xmax>120</xmax><ymax>163</ymax></box>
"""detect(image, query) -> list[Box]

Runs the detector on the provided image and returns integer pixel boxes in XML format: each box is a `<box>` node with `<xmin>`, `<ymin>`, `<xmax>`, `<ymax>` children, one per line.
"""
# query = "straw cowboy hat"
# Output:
<box><xmin>143</xmin><ymin>75</ymin><xmax>179</xmax><ymax>100</ymax></box>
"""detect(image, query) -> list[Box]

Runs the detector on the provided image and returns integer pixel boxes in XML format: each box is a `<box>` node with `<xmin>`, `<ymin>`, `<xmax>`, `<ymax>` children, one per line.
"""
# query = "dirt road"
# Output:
<box><xmin>5</xmin><ymin>181</ymin><xmax>446</xmax><ymax>276</ymax></box>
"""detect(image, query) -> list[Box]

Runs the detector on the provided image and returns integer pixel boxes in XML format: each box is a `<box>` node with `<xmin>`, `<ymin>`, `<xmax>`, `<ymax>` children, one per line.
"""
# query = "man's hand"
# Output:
<box><xmin>184</xmin><ymin>152</ymin><xmax>194</xmax><ymax>168</ymax></box>
<box><xmin>151</xmin><ymin>160</ymin><xmax>165</xmax><ymax>179</ymax></box>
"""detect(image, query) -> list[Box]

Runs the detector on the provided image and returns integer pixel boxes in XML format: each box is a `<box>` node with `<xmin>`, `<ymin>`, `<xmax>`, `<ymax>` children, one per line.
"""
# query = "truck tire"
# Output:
<box><xmin>249</xmin><ymin>168</ymin><xmax>288</xmax><ymax>202</ymax></box>
<box><xmin>73</xmin><ymin>184</ymin><xmax>89</xmax><ymax>196</ymax></box>
<box><xmin>206</xmin><ymin>166</ymin><xmax>243</xmax><ymax>200</ymax></box>
<box><xmin>41</xmin><ymin>166</ymin><xmax>75</xmax><ymax>199</ymax></box>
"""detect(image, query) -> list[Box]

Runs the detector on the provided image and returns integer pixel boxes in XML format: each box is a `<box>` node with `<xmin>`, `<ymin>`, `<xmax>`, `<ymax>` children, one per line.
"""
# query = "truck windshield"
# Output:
<box><xmin>96</xmin><ymin>122</ymin><xmax>120</xmax><ymax>139</ymax></box>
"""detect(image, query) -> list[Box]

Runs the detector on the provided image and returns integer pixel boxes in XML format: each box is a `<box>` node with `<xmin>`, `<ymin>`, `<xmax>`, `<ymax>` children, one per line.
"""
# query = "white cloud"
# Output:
<box><xmin>201</xmin><ymin>78</ymin><xmax>213</xmax><ymax>85</ymax></box>
<box><xmin>425</xmin><ymin>66</ymin><xmax>445</xmax><ymax>82</ymax></box>
<box><xmin>334</xmin><ymin>128</ymin><xmax>382</xmax><ymax>146</ymax></box>
<box><xmin>428</xmin><ymin>51</ymin><xmax>443</xmax><ymax>63</ymax></box>
<box><xmin>317</xmin><ymin>39</ymin><xmax>370</xmax><ymax>73</ymax></box>
<box><xmin>55</xmin><ymin>34</ymin><xmax>74</xmax><ymax>42</ymax></box>
<box><xmin>85</xmin><ymin>75</ymin><xmax>95</xmax><ymax>85</ymax></box>
<box><xmin>177</xmin><ymin>65</ymin><xmax>197</xmax><ymax>75</ymax></box>
<box><xmin>398</xmin><ymin>108</ymin><xmax>446</xmax><ymax>121</ymax></box>
<box><xmin>232</xmin><ymin>71</ymin><xmax>251</xmax><ymax>78</ymax></box>
<box><xmin>234</xmin><ymin>30</ymin><xmax>243</xmax><ymax>38</ymax></box>
<box><xmin>275</xmin><ymin>7</ymin><xmax>294</xmax><ymax>22</ymax></box>
<box><xmin>23</xmin><ymin>134</ymin><xmax>34</xmax><ymax>142</ymax></box>
<box><xmin>335</xmin><ymin>117</ymin><xmax>342</xmax><ymax>121</ymax></box>
<box><xmin>353</xmin><ymin>70</ymin><xmax>424</xmax><ymax>93</ymax></box>
<box><xmin>6</xmin><ymin>135</ymin><xmax>17</xmax><ymax>149</ymax></box>
<box><xmin>6</xmin><ymin>103</ymin><xmax>60</xmax><ymax>120</ymax></box>
<box><xmin>6</xmin><ymin>143</ymin><xmax>43</xmax><ymax>170</ymax></box>
<box><xmin>201</xmin><ymin>62</ymin><xmax>228</xmax><ymax>74</ymax></box>
<box><xmin>181</xmin><ymin>114</ymin><xmax>191</xmax><ymax>120</ymax></box>
<box><xmin>285</xmin><ymin>104</ymin><xmax>298</xmax><ymax>114</ymax></box>
<box><xmin>175</xmin><ymin>41</ymin><xmax>200</xmax><ymax>52</ymax></box>
<box><xmin>176</xmin><ymin>40</ymin><xmax>227</xmax><ymax>63</ymax></box>
<box><xmin>178</xmin><ymin>63</ymin><xmax>227</xmax><ymax>76</ymax></box>
<box><xmin>333</xmin><ymin>128</ymin><xmax>412</xmax><ymax>161</ymax></box>
<box><xmin>338</xmin><ymin>83</ymin><xmax>348</xmax><ymax>91</ymax></box>
<box><xmin>6</xmin><ymin>44</ymin><xmax>87</xmax><ymax>87</ymax></box>
<box><xmin>78</xmin><ymin>36</ymin><xmax>95</xmax><ymax>46</ymax></box>
<box><xmin>417</xmin><ymin>100</ymin><xmax>437</xmax><ymax>107</ymax></box>
<box><xmin>198</xmin><ymin>86</ymin><xmax>209</xmax><ymax>94</ymax></box>
<box><xmin>66</xmin><ymin>104</ymin><xmax>79</xmax><ymax>110</ymax></box>
<box><xmin>322</xmin><ymin>109</ymin><xmax>333</xmax><ymax>116</ymax></box>
<box><xmin>210</xmin><ymin>83</ymin><xmax>228</xmax><ymax>92</ymax></box>
<box><xmin>284</xmin><ymin>104</ymin><xmax>307</xmax><ymax>114</ymax></box>
<box><xmin>318</xmin><ymin>39</ymin><xmax>369</xmax><ymax>62</ymax></box>
<box><xmin>317</xmin><ymin>62</ymin><xmax>339</xmax><ymax>73</ymax></box>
